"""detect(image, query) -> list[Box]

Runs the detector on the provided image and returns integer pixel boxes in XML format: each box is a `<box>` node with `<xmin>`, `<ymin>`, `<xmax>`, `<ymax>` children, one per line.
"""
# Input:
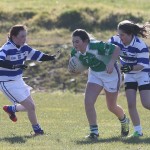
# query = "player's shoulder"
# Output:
<box><xmin>1</xmin><ymin>41</ymin><xmax>13</xmax><ymax>51</ymax></box>
<box><xmin>21</xmin><ymin>43</ymin><xmax>33</xmax><ymax>51</ymax></box>
<box><xmin>88</xmin><ymin>41</ymin><xmax>96</xmax><ymax>51</ymax></box>
<box><xmin>90</xmin><ymin>39</ymin><xmax>100</xmax><ymax>43</ymax></box>
<box><xmin>89</xmin><ymin>39</ymin><xmax>102</xmax><ymax>49</ymax></box>
<box><xmin>133</xmin><ymin>36</ymin><xmax>148</xmax><ymax>50</ymax></box>
<box><xmin>109</xmin><ymin>35</ymin><xmax>120</xmax><ymax>43</ymax></box>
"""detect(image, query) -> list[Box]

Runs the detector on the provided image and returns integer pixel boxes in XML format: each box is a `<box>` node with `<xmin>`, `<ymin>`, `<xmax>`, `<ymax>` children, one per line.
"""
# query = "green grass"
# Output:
<box><xmin>0</xmin><ymin>0</ymin><xmax>150</xmax><ymax>91</ymax></box>
<box><xmin>0</xmin><ymin>91</ymin><xmax>150</xmax><ymax>150</ymax></box>
<box><xmin>0</xmin><ymin>0</ymin><xmax>150</xmax><ymax>13</ymax></box>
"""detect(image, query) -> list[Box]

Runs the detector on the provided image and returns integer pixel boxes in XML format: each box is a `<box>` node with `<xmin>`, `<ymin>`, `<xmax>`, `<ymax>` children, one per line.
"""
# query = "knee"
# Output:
<box><xmin>107</xmin><ymin>105</ymin><xmax>116</xmax><ymax>113</ymax></box>
<box><xmin>128</xmin><ymin>103</ymin><xmax>136</xmax><ymax>110</ymax></box>
<box><xmin>84</xmin><ymin>99</ymin><xmax>95</xmax><ymax>108</ymax></box>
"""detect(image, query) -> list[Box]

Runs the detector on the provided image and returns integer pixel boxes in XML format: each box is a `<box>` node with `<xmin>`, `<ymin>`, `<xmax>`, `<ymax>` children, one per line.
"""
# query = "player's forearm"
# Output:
<box><xmin>39</xmin><ymin>54</ymin><xmax>55</xmax><ymax>61</ymax></box>
<box><xmin>110</xmin><ymin>46</ymin><xmax>120</xmax><ymax>64</ymax></box>
<box><xmin>132</xmin><ymin>64</ymin><xmax>144</xmax><ymax>71</ymax></box>
<box><xmin>0</xmin><ymin>60</ymin><xmax>14</xmax><ymax>69</ymax></box>
<box><xmin>0</xmin><ymin>61</ymin><xmax>28</xmax><ymax>70</ymax></box>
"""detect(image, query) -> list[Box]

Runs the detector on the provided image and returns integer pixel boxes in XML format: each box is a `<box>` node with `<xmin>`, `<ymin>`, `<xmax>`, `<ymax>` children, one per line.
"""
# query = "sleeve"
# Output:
<box><xmin>0</xmin><ymin>47</ymin><xmax>14</xmax><ymax>69</ymax></box>
<box><xmin>108</xmin><ymin>36</ymin><xmax>122</xmax><ymax>49</ymax></box>
<box><xmin>108</xmin><ymin>37</ymin><xmax>115</xmax><ymax>43</ymax></box>
<box><xmin>26</xmin><ymin>45</ymin><xmax>44</xmax><ymax>61</ymax></box>
<box><xmin>137</xmin><ymin>47</ymin><xmax>149</xmax><ymax>67</ymax></box>
<box><xmin>39</xmin><ymin>54</ymin><xmax>55</xmax><ymax>61</ymax></box>
<box><xmin>0</xmin><ymin>60</ymin><xmax>13</xmax><ymax>69</ymax></box>
<box><xmin>94</xmin><ymin>42</ymin><xmax>116</xmax><ymax>56</ymax></box>
<box><xmin>0</xmin><ymin>48</ymin><xmax>7</xmax><ymax>61</ymax></box>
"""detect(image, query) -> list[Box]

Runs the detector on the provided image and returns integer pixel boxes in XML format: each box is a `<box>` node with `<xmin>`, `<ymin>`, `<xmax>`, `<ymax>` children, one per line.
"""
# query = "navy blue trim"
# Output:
<box><xmin>5</xmin><ymin>49</ymin><xmax>20</xmax><ymax>55</ymax></box>
<box><xmin>137</xmin><ymin>58</ymin><xmax>149</xmax><ymax>64</ymax></box>
<box><xmin>31</xmin><ymin>51</ymin><xmax>41</xmax><ymax>60</ymax></box>
<box><xmin>0</xmin><ymin>82</ymin><xmax>18</xmax><ymax>103</ymax></box>
<box><xmin>0</xmin><ymin>49</ymin><xmax>7</xmax><ymax>55</ymax></box>
<box><xmin>114</xmin><ymin>63</ymin><xmax>120</xmax><ymax>91</ymax></box>
<box><xmin>110</xmin><ymin>37</ymin><xmax>114</xmax><ymax>43</ymax></box>
<box><xmin>0</xmin><ymin>56</ymin><xmax>5</xmax><ymax>60</ymax></box>
<box><xmin>5</xmin><ymin>59</ymin><xmax>25</xmax><ymax>65</ymax></box>
<box><xmin>142</xmin><ymin>68</ymin><xmax>150</xmax><ymax>72</ymax></box>
<box><xmin>131</xmin><ymin>37</ymin><xmax>136</xmax><ymax>46</ymax></box>
<box><xmin>21</xmin><ymin>45</ymin><xmax>32</xmax><ymax>52</ymax></box>
<box><xmin>120</xmin><ymin>56</ymin><xmax>137</xmax><ymax>61</ymax></box>
<box><xmin>0</xmin><ymin>70</ymin><xmax>22</xmax><ymax>76</ymax></box>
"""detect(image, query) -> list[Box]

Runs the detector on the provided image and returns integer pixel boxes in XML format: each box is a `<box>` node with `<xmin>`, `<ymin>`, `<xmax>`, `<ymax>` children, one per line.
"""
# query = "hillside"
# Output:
<box><xmin>0</xmin><ymin>0</ymin><xmax>150</xmax><ymax>92</ymax></box>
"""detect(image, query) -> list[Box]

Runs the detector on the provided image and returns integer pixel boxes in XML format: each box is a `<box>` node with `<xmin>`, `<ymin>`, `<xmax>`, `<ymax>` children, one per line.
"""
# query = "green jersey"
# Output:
<box><xmin>71</xmin><ymin>40</ymin><xmax>116</xmax><ymax>72</ymax></box>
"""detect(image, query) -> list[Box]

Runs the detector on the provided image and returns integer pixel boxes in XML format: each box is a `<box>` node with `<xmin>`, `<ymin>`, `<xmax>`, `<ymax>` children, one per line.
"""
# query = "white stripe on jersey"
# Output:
<box><xmin>137</xmin><ymin>52</ymin><xmax>149</xmax><ymax>59</ymax></box>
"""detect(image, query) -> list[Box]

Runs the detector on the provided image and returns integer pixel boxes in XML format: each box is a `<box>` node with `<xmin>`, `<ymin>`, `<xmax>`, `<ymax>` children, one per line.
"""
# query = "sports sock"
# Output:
<box><xmin>32</xmin><ymin>124</ymin><xmax>42</xmax><ymax>133</ymax></box>
<box><xmin>119</xmin><ymin>114</ymin><xmax>127</xmax><ymax>124</ymax></box>
<box><xmin>7</xmin><ymin>105</ymin><xmax>17</xmax><ymax>113</ymax></box>
<box><xmin>134</xmin><ymin>125</ymin><xmax>142</xmax><ymax>135</ymax></box>
<box><xmin>90</xmin><ymin>125</ymin><xmax>99</xmax><ymax>135</ymax></box>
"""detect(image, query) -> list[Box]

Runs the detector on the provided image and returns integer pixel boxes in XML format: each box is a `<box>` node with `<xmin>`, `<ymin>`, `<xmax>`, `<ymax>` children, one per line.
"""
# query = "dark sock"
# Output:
<box><xmin>7</xmin><ymin>105</ymin><xmax>17</xmax><ymax>113</ymax></box>
<box><xmin>32</xmin><ymin>124</ymin><xmax>43</xmax><ymax>133</ymax></box>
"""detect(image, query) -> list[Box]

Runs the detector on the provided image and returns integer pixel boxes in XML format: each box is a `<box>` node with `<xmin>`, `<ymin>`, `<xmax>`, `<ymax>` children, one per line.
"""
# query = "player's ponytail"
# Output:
<box><xmin>118</xmin><ymin>20</ymin><xmax>150</xmax><ymax>38</ymax></box>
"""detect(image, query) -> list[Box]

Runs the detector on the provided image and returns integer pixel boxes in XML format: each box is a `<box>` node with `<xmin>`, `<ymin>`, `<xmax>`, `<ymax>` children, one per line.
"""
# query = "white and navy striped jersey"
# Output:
<box><xmin>109</xmin><ymin>35</ymin><xmax>150</xmax><ymax>73</ymax></box>
<box><xmin>0</xmin><ymin>40</ymin><xmax>44</xmax><ymax>81</ymax></box>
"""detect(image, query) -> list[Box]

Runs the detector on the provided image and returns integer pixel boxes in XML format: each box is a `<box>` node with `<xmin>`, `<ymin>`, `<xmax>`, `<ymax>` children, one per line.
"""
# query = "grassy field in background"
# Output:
<box><xmin>0</xmin><ymin>0</ymin><xmax>149</xmax><ymax>92</ymax></box>
<box><xmin>0</xmin><ymin>2</ymin><xmax>150</xmax><ymax>149</ymax></box>
<box><xmin>0</xmin><ymin>0</ymin><xmax>150</xmax><ymax>13</ymax></box>
<box><xmin>0</xmin><ymin>0</ymin><xmax>149</xmax><ymax>51</ymax></box>
<box><xmin>0</xmin><ymin>0</ymin><xmax>150</xmax><ymax>38</ymax></box>
<box><xmin>0</xmin><ymin>91</ymin><xmax>150</xmax><ymax>150</ymax></box>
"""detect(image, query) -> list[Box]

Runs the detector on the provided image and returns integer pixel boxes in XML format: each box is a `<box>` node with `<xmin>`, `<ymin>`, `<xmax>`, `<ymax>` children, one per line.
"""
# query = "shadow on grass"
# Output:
<box><xmin>75</xmin><ymin>136</ymin><xmax>150</xmax><ymax>145</ymax></box>
<box><xmin>0</xmin><ymin>135</ymin><xmax>34</xmax><ymax>144</ymax></box>
<box><xmin>122</xmin><ymin>137</ymin><xmax>150</xmax><ymax>144</ymax></box>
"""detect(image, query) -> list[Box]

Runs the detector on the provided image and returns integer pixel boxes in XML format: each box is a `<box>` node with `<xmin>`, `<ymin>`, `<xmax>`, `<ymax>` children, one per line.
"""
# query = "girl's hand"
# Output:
<box><xmin>106</xmin><ymin>61</ymin><xmax>115</xmax><ymax>74</ymax></box>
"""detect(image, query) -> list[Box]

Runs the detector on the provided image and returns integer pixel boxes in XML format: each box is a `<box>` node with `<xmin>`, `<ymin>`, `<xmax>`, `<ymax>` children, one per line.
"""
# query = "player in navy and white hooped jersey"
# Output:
<box><xmin>109</xmin><ymin>31</ymin><xmax>150</xmax><ymax>74</ymax></box>
<box><xmin>109</xmin><ymin>20</ymin><xmax>150</xmax><ymax>137</ymax></box>
<box><xmin>0</xmin><ymin>25</ymin><xmax>60</xmax><ymax>136</ymax></box>
<box><xmin>0</xmin><ymin>38</ymin><xmax>44</xmax><ymax>81</ymax></box>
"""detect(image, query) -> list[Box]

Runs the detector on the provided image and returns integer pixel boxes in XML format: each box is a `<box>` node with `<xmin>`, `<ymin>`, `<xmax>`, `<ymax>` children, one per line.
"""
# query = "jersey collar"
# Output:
<box><xmin>8</xmin><ymin>39</ymin><xmax>24</xmax><ymax>50</ymax></box>
<box><xmin>79</xmin><ymin>44</ymin><xmax>89</xmax><ymax>55</ymax></box>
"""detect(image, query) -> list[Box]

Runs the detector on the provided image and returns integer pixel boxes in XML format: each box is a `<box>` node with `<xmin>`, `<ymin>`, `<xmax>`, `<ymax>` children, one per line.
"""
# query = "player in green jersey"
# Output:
<box><xmin>70</xmin><ymin>29</ymin><xmax>129</xmax><ymax>139</ymax></box>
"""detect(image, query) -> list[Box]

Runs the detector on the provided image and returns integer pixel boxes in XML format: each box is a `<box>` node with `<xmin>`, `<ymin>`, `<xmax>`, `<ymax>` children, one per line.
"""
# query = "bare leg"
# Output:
<box><xmin>105</xmin><ymin>90</ymin><xmax>129</xmax><ymax>136</ymax></box>
<box><xmin>16</xmin><ymin>104</ymin><xmax>27</xmax><ymax>112</ymax></box>
<box><xmin>105</xmin><ymin>90</ymin><xmax>124</xmax><ymax>119</ymax></box>
<box><xmin>84</xmin><ymin>82</ymin><xmax>103</xmax><ymax>125</ymax></box>
<box><xmin>140</xmin><ymin>90</ymin><xmax>150</xmax><ymax>109</ymax></box>
<box><xmin>126</xmin><ymin>89</ymin><xmax>140</xmax><ymax>126</ymax></box>
<box><xmin>19</xmin><ymin>95</ymin><xmax>38</xmax><ymax>125</ymax></box>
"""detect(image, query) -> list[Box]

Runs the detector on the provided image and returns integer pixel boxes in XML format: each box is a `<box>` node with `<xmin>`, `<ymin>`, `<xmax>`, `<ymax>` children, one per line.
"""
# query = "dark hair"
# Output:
<box><xmin>118</xmin><ymin>20</ymin><xmax>150</xmax><ymax>38</ymax></box>
<box><xmin>8</xmin><ymin>25</ymin><xmax>27</xmax><ymax>40</ymax></box>
<box><xmin>72</xmin><ymin>29</ymin><xmax>90</xmax><ymax>42</ymax></box>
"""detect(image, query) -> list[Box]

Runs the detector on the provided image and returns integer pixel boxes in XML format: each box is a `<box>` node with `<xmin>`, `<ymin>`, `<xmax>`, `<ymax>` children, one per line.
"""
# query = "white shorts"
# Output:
<box><xmin>0</xmin><ymin>78</ymin><xmax>32</xmax><ymax>104</ymax></box>
<box><xmin>88</xmin><ymin>66</ymin><xmax>121</xmax><ymax>93</ymax></box>
<box><xmin>124</xmin><ymin>72</ymin><xmax>150</xmax><ymax>86</ymax></box>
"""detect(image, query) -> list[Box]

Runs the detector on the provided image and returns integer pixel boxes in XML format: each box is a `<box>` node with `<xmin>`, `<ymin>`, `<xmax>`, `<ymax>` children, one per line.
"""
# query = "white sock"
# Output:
<box><xmin>90</xmin><ymin>125</ymin><xmax>99</xmax><ymax>135</ymax></box>
<box><xmin>134</xmin><ymin>125</ymin><xmax>142</xmax><ymax>135</ymax></box>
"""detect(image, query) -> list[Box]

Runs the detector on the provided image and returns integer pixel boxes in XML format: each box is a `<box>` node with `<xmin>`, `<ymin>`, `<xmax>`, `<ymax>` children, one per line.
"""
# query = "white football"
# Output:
<box><xmin>68</xmin><ymin>56</ymin><xmax>88</xmax><ymax>73</ymax></box>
